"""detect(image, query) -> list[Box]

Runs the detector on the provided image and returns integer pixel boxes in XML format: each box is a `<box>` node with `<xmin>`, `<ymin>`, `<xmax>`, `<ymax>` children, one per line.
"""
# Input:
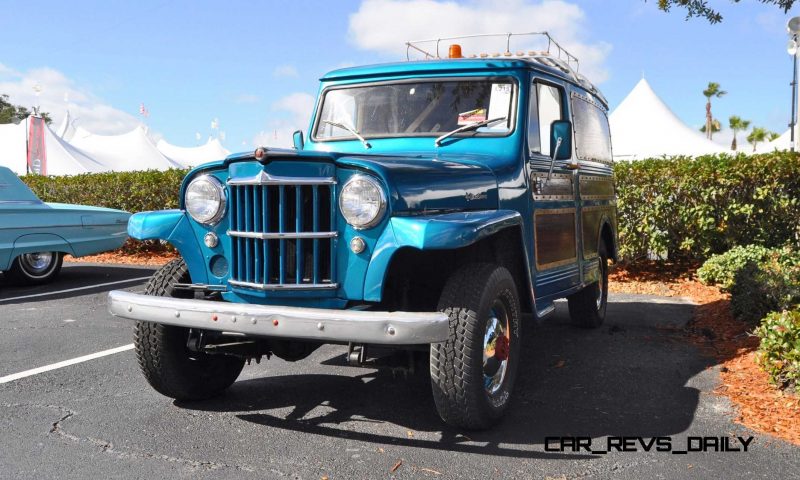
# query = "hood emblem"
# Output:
<box><xmin>465</xmin><ymin>191</ymin><xmax>488</xmax><ymax>201</ymax></box>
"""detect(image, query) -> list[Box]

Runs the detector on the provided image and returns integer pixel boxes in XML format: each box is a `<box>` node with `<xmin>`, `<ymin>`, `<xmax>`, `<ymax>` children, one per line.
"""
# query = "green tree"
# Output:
<box><xmin>703</xmin><ymin>82</ymin><xmax>726</xmax><ymax>140</ymax></box>
<box><xmin>655</xmin><ymin>0</ymin><xmax>795</xmax><ymax>24</ymax></box>
<box><xmin>768</xmin><ymin>132</ymin><xmax>781</xmax><ymax>142</ymax></box>
<box><xmin>0</xmin><ymin>94</ymin><xmax>51</xmax><ymax>125</ymax></box>
<box><xmin>747</xmin><ymin>127</ymin><xmax>770</xmax><ymax>152</ymax></box>
<box><xmin>728</xmin><ymin>115</ymin><xmax>751</xmax><ymax>151</ymax></box>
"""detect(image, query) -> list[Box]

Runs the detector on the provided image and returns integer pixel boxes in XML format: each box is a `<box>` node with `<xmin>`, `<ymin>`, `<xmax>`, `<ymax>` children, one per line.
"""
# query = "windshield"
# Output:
<box><xmin>314</xmin><ymin>79</ymin><xmax>515</xmax><ymax>141</ymax></box>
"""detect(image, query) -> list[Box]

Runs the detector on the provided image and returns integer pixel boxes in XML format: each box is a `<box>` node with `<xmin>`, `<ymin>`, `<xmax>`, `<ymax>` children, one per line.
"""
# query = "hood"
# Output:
<box><xmin>336</xmin><ymin>154</ymin><xmax>498</xmax><ymax>212</ymax></box>
<box><xmin>221</xmin><ymin>147</ymin><xmax>498</xmax><ymax>213</ymax></box>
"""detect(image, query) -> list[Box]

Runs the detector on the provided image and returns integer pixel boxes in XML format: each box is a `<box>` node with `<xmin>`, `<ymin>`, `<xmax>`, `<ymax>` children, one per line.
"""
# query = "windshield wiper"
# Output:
<box><xmin>322</xmin><ymin>120</ymin><xmax>371</xmax><ymax>149</ymax></box>
<box><xmin>434</xmin><ymin>117</ymin><xmax>507</xmax><ymax>147</ymax></box>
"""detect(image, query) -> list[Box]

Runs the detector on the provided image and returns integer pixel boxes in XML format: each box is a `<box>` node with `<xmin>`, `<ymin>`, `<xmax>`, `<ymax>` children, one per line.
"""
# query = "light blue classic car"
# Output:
<box><xmin>0</xmin><ymin>166</ymin><xmax>130</xmax><ymax>284</ymax></box>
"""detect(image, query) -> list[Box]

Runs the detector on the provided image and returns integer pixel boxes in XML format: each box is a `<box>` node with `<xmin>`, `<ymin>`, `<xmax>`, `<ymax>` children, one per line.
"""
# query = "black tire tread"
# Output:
<box><xmin>430</xmin><ymin>263</ymin><xmax>520</xmax><ymax>430</ymax></box>
<box><xmin>567</xmin><ymin>248</ymin><xmax>609</xmax><ymax>329</ymax></box>
<box><xmin>134</xmin><ymin>258</ymin><xmax>244</xmax><ymax>401</ymax></box>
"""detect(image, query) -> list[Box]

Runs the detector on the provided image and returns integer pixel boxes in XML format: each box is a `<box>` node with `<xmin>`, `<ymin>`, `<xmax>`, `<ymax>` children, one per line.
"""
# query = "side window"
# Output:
<box><xmin>537</xmin><ymin>83</ymin><xmax>563</xmax><ymax>155</ymax></box>
<box><xmin>570</xmin><ymin>93</ymin><xmax>613</xmax><ymax>163</ymax></box>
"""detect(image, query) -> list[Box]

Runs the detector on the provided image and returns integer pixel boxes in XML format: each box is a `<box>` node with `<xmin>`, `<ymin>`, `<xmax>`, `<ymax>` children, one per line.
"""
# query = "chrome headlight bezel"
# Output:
<box><xmin>339</xmin><ymin>174</ymin><xmax>387</xmax><ymax>230</ymax></box>
<box><xmin>184</xmin><ymin>174</ymin><xmax>227</xmax><ymax>225</ymax></box>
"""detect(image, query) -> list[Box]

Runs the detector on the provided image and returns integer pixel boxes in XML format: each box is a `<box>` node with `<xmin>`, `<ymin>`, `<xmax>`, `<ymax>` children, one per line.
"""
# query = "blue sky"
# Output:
<box><xmin>0</xmin><ymin>0</ymin><xmax>796</xmax><ymax>151</ymax></box>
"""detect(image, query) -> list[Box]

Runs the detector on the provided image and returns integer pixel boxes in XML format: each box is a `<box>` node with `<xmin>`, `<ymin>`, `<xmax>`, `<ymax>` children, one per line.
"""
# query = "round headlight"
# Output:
<box><xmin>185</xmin><ymin>175</ymin><xmax>226</xmax><ymax>224</ymax></box>
<box><xmin>339</xmin><ymin>175</ymin><xmax>386</xmax><ymax>229</ymax></box>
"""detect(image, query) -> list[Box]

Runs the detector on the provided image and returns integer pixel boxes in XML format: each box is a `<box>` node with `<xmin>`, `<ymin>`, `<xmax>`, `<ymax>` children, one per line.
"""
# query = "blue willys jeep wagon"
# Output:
<box><xmin>109</xmin><ymin>34</ymin><xmax>618</xmax><ymax>429</ymax></box>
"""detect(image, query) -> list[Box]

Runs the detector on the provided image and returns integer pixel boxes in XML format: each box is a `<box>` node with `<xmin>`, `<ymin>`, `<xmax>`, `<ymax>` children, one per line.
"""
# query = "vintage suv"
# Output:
<box><xmin>109</xmin><ymin>34</ymin><xmax>617</xmax><ymax>429</ymax></box>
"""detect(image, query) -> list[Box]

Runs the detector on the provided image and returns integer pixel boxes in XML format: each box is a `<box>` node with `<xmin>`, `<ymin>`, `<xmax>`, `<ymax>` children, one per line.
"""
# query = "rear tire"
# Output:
<box><xmin>134</xmin><ymin>258</ymin><xmax>244</xmax><ymax>401</ymax></box>
<box><xmin>6</xmin><ymin>252</ymin><xmax>63</xmax><ymax>285</ymax></box>
<box><xmin>430</xmin><ymin>263</ymin><xmax>521</xmax><ymax>430</ymax></box>
<box><xmin>567</xmin><ymin>249</ymin><xmax>609</xmax><ymax>329</ymax></box>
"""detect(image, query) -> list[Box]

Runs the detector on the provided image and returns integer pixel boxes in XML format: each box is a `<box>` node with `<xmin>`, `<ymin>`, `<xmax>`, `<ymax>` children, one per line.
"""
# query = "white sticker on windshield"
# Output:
<box><xmin>486</xmin><ymin>83</ymin><xmax>512</xmax><ymax>130</ymax></box>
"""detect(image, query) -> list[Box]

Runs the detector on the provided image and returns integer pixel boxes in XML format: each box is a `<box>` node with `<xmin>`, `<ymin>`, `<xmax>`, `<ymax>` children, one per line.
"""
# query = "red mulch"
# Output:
<box><xmin>64</xmin><ymin>250</ymin><xmax>177</xmax><ymax>266</ymax></box>
<box><xmin>611</xmin><ymin>262</ymin><xmax>800</xmax><ymax>445</ymax></box>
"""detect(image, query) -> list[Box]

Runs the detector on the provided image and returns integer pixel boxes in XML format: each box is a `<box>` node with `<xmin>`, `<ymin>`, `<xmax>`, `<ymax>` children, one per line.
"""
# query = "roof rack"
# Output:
<box><xmin>405</xmin><ymin>32</ymin><xmax>607</xmax><ymax>108</ymax></box>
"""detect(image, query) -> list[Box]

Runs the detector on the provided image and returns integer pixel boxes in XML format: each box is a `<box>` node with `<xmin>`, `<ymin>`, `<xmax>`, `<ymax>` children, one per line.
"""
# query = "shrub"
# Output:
<box><xmin>755</xmin><ymin>309</ymin><xmax>800</xmax><ymax>389</ymax></box>
<box><xmin>698</xmin><ymin>244</ymin><xmax>772</xmax><ymax>290</ymax></box>
<box><xmin>614</xmin><ymin>152</ymin><xmax>800</xmax><ymax>262</ymax></box>
<box><xmin>730</xmin><ymin>247</ymin><xmax>800</xmax><ymax>324</ymax></box>
<box><xmin>22</xmin><ymin>168</ymin><xmax>188</xmax><ymax>213</ymax></box>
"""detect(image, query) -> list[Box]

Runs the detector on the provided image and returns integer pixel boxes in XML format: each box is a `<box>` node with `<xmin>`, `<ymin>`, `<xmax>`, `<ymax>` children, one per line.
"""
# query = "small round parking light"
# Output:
<box><xmin>254</xmin><ymin>147</ymin><xmax>266</xmax><ymax>160</ymax></box>
<box><xmin>204</xmin><ymin>232</ymin><xmax>219</xmax><ymax>248</ymax></box>
<box><xmin>350</xmin><ymin>236</ymin><xmax>366</xmax><ymax>254</ymax></box>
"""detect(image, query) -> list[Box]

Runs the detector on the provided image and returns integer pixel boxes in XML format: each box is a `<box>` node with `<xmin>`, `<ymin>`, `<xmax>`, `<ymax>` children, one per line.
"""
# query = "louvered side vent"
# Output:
<box><xmin>227</xmin><ymin>176</ymin><xmax>337</xmax><ymax>291</ymax></box>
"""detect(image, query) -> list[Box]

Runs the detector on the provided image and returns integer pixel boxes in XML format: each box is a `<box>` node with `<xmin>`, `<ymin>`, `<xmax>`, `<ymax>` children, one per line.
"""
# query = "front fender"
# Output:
<box><xmin>363</xmin><ymin>210</ymin><xmax>522</xmax><ymax>301</ymax></box>
<box><xmin>128</xmin><ymin>210</ymin><xmax>208</xmax><ymax>284</ymax></box>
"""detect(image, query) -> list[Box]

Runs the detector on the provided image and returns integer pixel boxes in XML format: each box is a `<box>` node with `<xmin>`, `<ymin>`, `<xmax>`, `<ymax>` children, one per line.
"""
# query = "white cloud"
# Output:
<box><xmin>348</xmin><ymin>0</ymin><xmax>611</xmax><ymax>82</ymax></box>
<box><xmin>273</xmin><ymin>64</ymin><xmax>299</xmax><ymax>78</ymax></box>
<box><xmin>0</xmin><ymin>63</ymin><xmax>139</xmax><ymax>134</ymax></box>
<box><xmin>252</xmin><ymin>92</ymin><xmax>316</xmax><ymax>148</ymax></box>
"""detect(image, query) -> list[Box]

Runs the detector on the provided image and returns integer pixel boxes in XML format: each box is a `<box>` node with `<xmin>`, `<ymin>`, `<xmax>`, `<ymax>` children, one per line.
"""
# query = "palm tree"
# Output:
<box><xmin>768</xmin><ymin>132</ymin><xmax>780</xmax><ymax>142</ymax></box>
<box><xmin>700</xmin><ymin>118</ymin><xmax>721</xmax><ymax>136</ymax></box>
<box><xmin>703</xmin><ymin>82</ymin><xmax>727</xmax><ymax>140</ymax></box>
<box><xmin>728</xmin><ymin>115</ymin><xmax>751</xmax><ymax>151</ymax></box>
<box><xmin>747</xmin><ymin>127</ymin><xmax>769</xmax><ymax>152</ymax></box>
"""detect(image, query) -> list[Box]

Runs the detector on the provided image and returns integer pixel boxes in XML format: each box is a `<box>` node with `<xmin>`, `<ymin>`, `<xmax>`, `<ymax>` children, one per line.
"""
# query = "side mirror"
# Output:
<box><xmin>292</xmin><ymin>130</ymin><xmax>305</xmax><ymax>150</ymax></box>
<box><xmin>549</xmin><ymin>120</ymin><xmax>572</xmax><ymax>160</ymax></box>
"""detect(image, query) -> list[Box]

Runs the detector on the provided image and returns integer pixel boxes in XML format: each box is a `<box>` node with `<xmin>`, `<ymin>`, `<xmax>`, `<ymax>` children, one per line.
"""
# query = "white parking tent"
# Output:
<box><xmin>156</xmin><ymin>137</ymin><xmax>230</xmax><ymax>168</ymax></box>
<box><xmin>69</xmin><ymin>125</ymin><xmax>181</xmax><ymax>171</ymax></box>
<box><xmin>609</xmin><ymin>78</ymin><xmax>727</xmax><ymax>160</ymax></box>
<box><xmin>55</xmin><ymin>110</ymin><xmax>77</xmax><ymax>142</ymax></box>
<box><xmin>0</xmin><ymin>119</ymin><xmax>28</xmax><ymax>174</ymax></box>
<box><xmin>43</xmin><ymin>125</ymin><xmax>109</xmax><ymax>175</ymax></box>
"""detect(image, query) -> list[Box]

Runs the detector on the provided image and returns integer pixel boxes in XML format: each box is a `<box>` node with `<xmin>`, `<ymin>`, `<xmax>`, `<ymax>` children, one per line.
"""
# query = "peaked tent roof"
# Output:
<box><xmin>69</xmin><ymin>125</ymin><xmax>181</xmax><ymax>171</ymax></box>
<box><xmin>56</xmin><ymin>110</ymin><xmax>77</xmax><ymax>142</ymax></box>
<box><xmin>755</xmin><ymin>127</ymin><xmax>794</xmax><ymax>153</ymax></box>
<box><xmin>156</xmin><ymin>137</ymin><xmax>230</xmax><ymax>168</ymax></box>
<box><xmin>43</xmin><ymin>125</ymin><xmax>109</xmax><ymax>175</ymax></box>
<box><xmin>609</xmin><ymin>78</ymin><xmax>727</xmax><ymax>160</ymax></box>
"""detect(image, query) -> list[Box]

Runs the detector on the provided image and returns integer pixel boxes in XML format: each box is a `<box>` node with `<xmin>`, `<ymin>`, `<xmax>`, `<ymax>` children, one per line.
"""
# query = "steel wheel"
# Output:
<box><xmin>6</xmin><ymin>251</ymin><xmax>63</xmax><ymax>285</ymax></box>
<box><xmin>483</xmin><ymin>300</ymin><xmax>510</xmax><ymax>395</ymax></box>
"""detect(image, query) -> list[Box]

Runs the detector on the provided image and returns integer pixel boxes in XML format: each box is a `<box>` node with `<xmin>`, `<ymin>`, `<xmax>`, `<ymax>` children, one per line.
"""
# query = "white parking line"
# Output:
<box><xmin>0</xmin><ymin>277</ymin><xmax>151</xmax><ymax>303</ymax></box>
<box><xmin>0</xmin><ymin>344</ymin><xmax>134</xmax><ymax>384</ymax></box>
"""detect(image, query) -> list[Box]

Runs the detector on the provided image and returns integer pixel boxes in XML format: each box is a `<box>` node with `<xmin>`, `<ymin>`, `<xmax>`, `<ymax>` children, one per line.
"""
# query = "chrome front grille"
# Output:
<box><xmin>228</xmin><ymin>175</ymin><xmax>337</xmax><ymax>291</ymax></box>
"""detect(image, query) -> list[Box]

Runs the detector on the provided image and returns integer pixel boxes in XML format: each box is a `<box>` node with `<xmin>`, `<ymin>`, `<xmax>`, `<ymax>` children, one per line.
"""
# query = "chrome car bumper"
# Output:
<box><xmin>107</xmin><ymin>290</ymin><xmax>450</xmax><ymax>345</ymax></box>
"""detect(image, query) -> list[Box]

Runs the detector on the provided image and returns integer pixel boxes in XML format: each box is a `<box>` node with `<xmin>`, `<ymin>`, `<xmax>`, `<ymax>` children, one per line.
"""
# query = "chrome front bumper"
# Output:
<box><xmin>107</xmin><ymin>290</ymin><xmax>450</xmax><ymax>345</ymax></box>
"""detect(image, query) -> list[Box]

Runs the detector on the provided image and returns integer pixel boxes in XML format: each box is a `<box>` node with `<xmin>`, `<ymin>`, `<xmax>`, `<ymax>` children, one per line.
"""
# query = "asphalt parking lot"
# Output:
<box><xmin>1</xmin><ymin>263</ymin><xmax>798</xmax><ymax>479</ymax></box>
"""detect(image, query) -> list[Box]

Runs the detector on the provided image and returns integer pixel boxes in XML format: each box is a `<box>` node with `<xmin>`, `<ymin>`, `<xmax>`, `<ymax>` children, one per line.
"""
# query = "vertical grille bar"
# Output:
<box><xmin>312</xmin><ymin>185</ymin><xmax>320</xmax><ymax>284</ymax></box>
<box><xmin>262</xmin><ymin>187</ymin><xmax>270</xmax><ymax>284</ymax></box>
<box><xmin>278</xmin><ymin>185</ymin><xmax>286</xmax><ymax>284</ymax></box>
<box><xmin>295</xmin><ymin>186</ymin><xmax>303</xmax><ymax>284</ymax></box>
<box><xmin>244</xmin><ymin>186</ymin><xmax>253</xmax><ymax>282</ymax></box>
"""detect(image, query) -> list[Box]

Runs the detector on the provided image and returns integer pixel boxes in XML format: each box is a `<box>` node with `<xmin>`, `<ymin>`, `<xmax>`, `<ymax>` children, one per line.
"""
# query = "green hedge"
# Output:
<box><xmin>22</xmin><ymin>168</ymin><xmax>188</xmax><ymax>212</ymax></box>
<box><xmin>20</xmin><ymin>152</ymin><xmax>800</xmax><ymax>262</ymax></box>
<box><xmin>729</xmin><ymin>247</ymin><xmax>800</xmax><ymax>325</ymax></box>
<box><xmin>697</xmin><ymin>244</ymin><xmax>772</xmax><ymax>291</ymax></box>
<box><xmin>615</xmin><ymin>152</ymin><xmax>800</xmax><ymax>261</ymax></box>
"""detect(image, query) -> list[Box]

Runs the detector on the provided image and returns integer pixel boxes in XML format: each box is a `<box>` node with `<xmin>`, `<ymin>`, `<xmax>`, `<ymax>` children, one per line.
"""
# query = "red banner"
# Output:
<box><xmin>27</xmin><ymin>116</ymin><xmax>47</xmax><ymax>175</ymax></box>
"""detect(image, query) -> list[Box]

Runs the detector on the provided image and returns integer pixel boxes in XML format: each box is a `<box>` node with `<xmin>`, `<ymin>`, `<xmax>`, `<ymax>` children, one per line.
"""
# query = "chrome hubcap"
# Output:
<box><xmin>596</xmin><ymin>257</ymin><xmax>604</xmax><ymax>311</ymax></box>
<box><xmin>482</xmin><ymin>300</ymin><xmax>510</xmax><ymax>395</ymax></box>
<box><xmin>22</xmin><ymin>252</ymin><xmax>53</xmax><ymax>273</ymax></box>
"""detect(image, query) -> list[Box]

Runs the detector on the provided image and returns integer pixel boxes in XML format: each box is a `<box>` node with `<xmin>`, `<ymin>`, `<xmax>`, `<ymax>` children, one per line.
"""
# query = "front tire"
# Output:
<box><xmin>6</xmin><ymin>252</ymin><xmax>63</xmax><ymax>284</ymax></box>
<box><xmin>430</xmin><ymin>263</ymin><xmax>521</xmax><ymax>430</ymax></box>
<box><xmin>134</xmin><ymin>258</ymin><xmax>244</xmax><ymax>401</ymax></box>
